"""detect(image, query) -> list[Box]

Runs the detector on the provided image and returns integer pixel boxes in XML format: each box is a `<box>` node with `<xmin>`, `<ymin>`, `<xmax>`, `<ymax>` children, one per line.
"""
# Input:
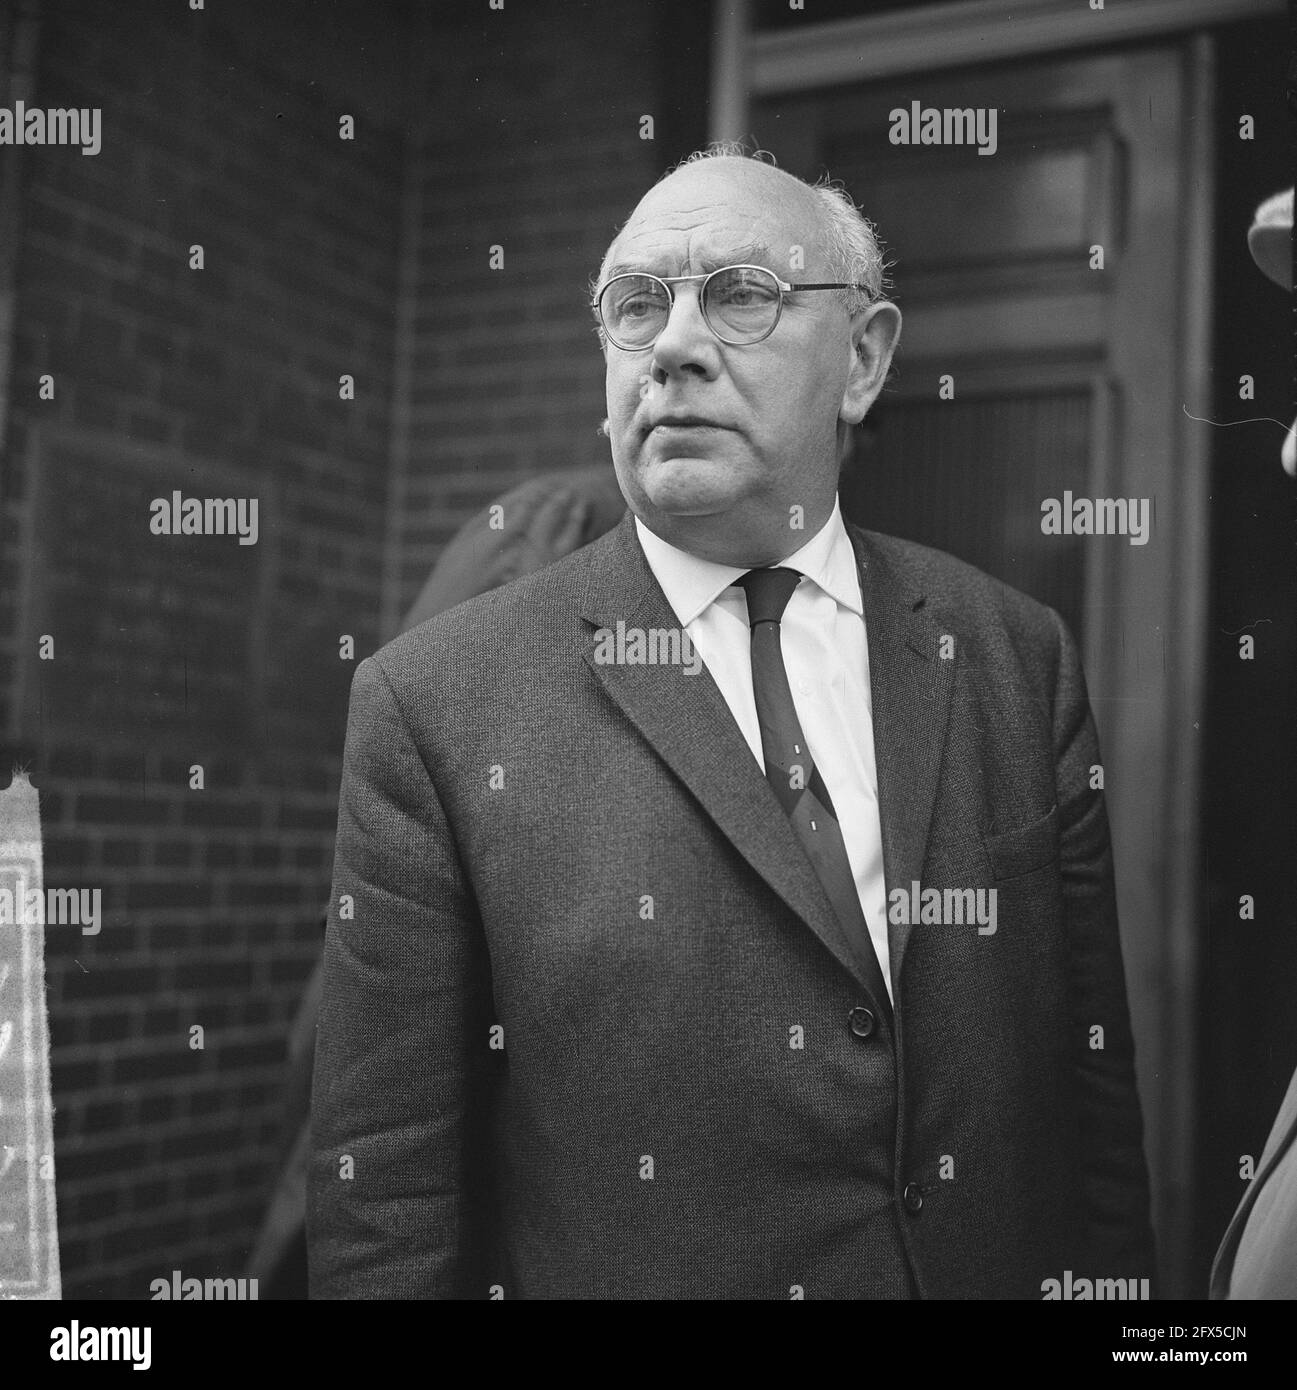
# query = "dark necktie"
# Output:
<box><xmin>737</xmin><ymin>567</ymin><xmax>893</xmax><ymax>1026</ymax></box>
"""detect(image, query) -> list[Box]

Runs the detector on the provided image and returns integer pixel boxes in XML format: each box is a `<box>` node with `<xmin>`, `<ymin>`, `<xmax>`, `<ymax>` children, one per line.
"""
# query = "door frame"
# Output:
<box><xmin>711</xmin><ymin>0</ymin><xmax>1280</xmax><ymax>135</ymax></box>
<box><xmin>707</xmin><ymin>0</ymin><xmax>1269</xmax><ymax>1295</ymax></box>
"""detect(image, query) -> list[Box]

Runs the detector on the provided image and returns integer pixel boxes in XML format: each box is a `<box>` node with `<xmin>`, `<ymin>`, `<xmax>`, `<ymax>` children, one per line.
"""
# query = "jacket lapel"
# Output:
<box><xmin>577</xmin><ymin>511</ymin><xmax>954</xmax><ymax>1003</ymax></box>
<box><xmin>846</xmin><ymin>523</ymin><xmax>955</xmax><ymax>993</ymax></box>
<box><xmin>578</xmin><ymin>513</ymin><xmax>873</xmax><ymax>993</ymax></box>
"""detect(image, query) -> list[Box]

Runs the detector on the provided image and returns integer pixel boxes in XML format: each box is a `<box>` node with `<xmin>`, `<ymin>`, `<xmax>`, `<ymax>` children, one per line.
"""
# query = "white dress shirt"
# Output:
<box><xmin>634</xmin><ymin>500</ymin><xmax>891</xmax><ymax>999</ymax></box>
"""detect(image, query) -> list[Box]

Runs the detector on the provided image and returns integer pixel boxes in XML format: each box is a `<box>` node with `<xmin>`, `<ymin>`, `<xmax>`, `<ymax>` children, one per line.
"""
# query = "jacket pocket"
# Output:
<box><xmin>983</xmin><ymin>804</ymin><xmax>1059</xmax><ymax>880</ymax></box>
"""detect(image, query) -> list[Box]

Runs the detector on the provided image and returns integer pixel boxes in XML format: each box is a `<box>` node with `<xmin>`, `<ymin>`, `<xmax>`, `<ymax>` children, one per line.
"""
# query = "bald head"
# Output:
<box><xmin>600</xmin><ymin>157</ymin><xmax>833</xmax><ymax>282</ymax></box>
<box><xmin>597</xmin><ymin>154</ymin><xmax>875</xmax><ymax>311</ymax></box>
<box><xmin>594</xmin><ymin>147</ymin><xmax>901</xmax><ymax>566</ymax></box>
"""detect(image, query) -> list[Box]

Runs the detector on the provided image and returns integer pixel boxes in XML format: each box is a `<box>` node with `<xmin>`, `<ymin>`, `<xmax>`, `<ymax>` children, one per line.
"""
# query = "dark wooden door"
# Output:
<box><xmin>754</xmin><ymin>40</ymin><xmax>1213</xmax><ymax>1293</ymax></box>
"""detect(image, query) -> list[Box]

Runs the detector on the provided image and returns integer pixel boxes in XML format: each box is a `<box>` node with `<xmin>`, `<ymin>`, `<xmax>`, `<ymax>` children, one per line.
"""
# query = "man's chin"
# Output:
<box><xmin>634</xmin><ymin>454</ymin><xmax>746</xmax><ymax>516</ymax></box>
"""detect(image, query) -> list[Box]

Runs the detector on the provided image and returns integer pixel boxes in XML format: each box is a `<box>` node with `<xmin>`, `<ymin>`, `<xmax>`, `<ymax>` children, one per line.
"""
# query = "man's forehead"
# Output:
<box><xmin>603</xmin><ymin>233</ymin><xmax>786</xmax><ymax>279</ymax></box>
<box><xmin>603</xmin><ymin>160</ymin><xmax>828</xmax><ymax>277</ymax></box>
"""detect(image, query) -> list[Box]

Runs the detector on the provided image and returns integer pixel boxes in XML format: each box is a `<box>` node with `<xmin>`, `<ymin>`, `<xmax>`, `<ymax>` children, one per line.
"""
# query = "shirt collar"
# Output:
<box><xmin>634</xmin><ymin>496</ymin><xmax>863</xmax><ymax>628</ymax></box>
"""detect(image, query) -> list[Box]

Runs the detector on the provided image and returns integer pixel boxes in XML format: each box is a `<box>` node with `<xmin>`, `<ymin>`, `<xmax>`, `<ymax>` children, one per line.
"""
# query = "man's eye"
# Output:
<box><xmin>620</xmin><ymin>296</ymin><xmax>659</xmax><ymax>319</ymax></box>
<box><xmin>713</xmin><ymin>280</ymin><xmax>778</xmax><ymax>307</ymax></box>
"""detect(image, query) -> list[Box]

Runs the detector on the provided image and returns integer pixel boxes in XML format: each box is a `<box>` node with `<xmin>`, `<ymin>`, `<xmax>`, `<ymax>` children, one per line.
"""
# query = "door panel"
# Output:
<box><xmin>754</xmin><ymin>42</ymin><xmax>1210</xmax><ymax>1294</ymax></box>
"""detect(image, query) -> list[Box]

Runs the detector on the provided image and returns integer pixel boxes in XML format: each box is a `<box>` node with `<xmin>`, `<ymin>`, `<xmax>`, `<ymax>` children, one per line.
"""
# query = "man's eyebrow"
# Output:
<box><xmin>601</xmin><ymin>243</ymin><xmax>779</xmax><ymax>281</ymax></box>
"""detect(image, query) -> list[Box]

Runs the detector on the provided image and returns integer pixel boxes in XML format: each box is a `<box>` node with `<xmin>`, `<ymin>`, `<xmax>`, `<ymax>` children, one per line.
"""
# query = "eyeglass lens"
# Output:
<box><xmin>599</xmin><ymin>266</ymin><xmax>782</xmax><ymax>347</ymax></box>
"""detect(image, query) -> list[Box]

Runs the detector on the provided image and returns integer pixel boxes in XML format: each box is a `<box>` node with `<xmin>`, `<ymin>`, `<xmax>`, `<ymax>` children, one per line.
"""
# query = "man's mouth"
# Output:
<box><xmin>647</xmin><ymin>416</ymin><xmax>726</xmax><ymax>432</ymax></box>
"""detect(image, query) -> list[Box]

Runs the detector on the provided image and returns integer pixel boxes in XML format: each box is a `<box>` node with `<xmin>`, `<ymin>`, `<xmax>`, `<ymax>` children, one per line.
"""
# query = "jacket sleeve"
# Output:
<box><xmin>1049</xmin><ymin>608</ymin><xmax>1158</xmax><ymax>1284</ymax></box>
<box><xmin>307</xmin><ymin>655</ymin><xmax>498</xmax><ymax>1298</ymax></box>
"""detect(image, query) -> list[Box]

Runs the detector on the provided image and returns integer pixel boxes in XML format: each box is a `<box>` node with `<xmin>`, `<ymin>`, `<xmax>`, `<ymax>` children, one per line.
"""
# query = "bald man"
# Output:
<box><xmin>308</xmin><ymin>149</ymin><xmax>1155</xmax><ymax>1300</ymax></box>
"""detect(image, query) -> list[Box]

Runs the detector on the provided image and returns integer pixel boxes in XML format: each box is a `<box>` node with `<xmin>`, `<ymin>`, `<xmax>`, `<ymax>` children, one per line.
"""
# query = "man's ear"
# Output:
<box><xmin>840</xmin><ymin>301</ymin><xmax>901</xmax><ymax>426</ymax></box>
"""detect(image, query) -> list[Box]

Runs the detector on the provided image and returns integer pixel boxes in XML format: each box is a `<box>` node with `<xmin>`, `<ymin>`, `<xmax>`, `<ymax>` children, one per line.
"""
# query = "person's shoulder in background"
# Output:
<box><xmin>399</xmin><ymin>465</ymin><xmax>626</xmax><ymax>632</ymax></box>
<box><xmin>368</xmin><ymin>466</ymin><xmax>630</xmax><ymax>739</ymax></box>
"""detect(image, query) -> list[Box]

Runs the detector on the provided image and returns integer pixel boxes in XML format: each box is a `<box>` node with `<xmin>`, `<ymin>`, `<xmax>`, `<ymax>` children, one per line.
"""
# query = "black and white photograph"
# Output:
<box><xmin>0</xmin><ymin>0</ymin><xmax>1293</xmax><ymax>1361</ymax></box>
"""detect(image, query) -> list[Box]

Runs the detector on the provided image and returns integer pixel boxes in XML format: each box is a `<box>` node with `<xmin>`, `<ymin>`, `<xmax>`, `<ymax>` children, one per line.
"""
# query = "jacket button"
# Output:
<box><xmin>847</xmin><ymin>1006</ymin><xmax>876</xmax><ymax>1039</ymax></box>
<box><xmin>903</xmin><ymin>1183</ymin><xmax>924</xmax><ymax>1214</ymax></box>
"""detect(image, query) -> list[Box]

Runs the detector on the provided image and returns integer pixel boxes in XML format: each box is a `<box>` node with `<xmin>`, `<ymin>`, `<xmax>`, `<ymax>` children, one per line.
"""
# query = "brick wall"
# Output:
<box><xmin>0</xmin><ymin>0</ymin><xmax>704</xmax><ymax>1300</ymax></box>
<box><xmin>0</xmin><ymin>0</ymin><xmax>407</xmax><ymax>1297</ymax></box>
<box><xmin>392</xmin><ymin>0</ymin><xmax>694</xmax><ymax>621</ymax></box>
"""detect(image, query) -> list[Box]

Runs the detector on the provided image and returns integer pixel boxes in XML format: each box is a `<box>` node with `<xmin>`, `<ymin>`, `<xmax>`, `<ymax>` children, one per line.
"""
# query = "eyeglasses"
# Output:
<box><xmin>594</xmin><ymin>263</ymin><xmax>870</xmax><ymax>351</ymax></box>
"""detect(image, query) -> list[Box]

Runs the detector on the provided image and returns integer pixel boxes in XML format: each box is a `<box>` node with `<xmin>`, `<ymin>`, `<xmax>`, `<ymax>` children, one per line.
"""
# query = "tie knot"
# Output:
<box><xmin>737</xmin><ymin>567</ymin><xmax>800</xmax><ymax>626</ymax></box>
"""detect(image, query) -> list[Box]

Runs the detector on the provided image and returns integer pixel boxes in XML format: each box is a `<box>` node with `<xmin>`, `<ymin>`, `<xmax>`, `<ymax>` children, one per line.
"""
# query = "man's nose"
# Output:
<box><xmin>649</xmin><ymin>284</ymin><xmax>720</xmax><ymax>382</ymax></box>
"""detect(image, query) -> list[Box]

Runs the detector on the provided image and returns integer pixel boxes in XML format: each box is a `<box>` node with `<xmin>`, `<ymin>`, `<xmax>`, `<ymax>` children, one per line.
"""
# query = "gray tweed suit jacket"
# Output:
<box><xmin>307</xmin><ymin>508</ymin><xmax>1155</xmax><ymax>1299</ymax></box>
